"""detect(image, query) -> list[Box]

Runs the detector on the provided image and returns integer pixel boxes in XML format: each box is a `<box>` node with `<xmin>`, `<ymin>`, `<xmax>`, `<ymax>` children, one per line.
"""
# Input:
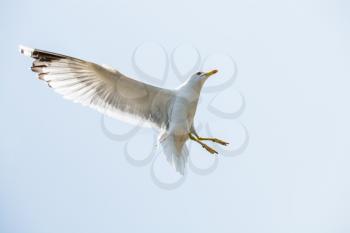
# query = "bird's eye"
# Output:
<box><xmin>196</xmin><ymin>72</ymin><xmax>202</xmax><ymax>75</ymax></box>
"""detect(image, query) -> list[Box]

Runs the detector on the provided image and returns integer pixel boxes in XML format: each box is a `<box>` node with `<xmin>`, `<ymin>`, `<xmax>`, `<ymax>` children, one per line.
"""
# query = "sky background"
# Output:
<box><xmin>1</xmin><ymin>0</ymin><xmax>350</xmax><ymax>232</ymax></box>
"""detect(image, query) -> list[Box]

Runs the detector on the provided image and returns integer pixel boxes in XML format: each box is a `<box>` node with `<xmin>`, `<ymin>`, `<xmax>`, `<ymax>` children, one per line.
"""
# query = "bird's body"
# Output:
<box><xmin>19</xmin><ymin>45</ymin><xmax>228</xmax><ymax>174</ymax></box>
<box><xmin>159</xmin><ymin>79</ymin><xmax>204</xmax><ymax>173</ymax></box>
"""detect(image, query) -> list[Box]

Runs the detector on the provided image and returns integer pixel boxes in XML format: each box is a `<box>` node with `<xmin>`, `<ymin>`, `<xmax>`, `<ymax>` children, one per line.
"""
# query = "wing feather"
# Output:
<box><xmin>20</xmin><ymin>45</ymin><xmax>174</xmax><ymax>129</ymax></box>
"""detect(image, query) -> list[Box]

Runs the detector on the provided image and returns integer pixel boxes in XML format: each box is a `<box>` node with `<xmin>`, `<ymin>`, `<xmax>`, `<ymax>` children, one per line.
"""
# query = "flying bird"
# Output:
<box><xmin>19</xmin><ymin>45</ymin><xmax>229</xmax><ymax>175</ymax></box>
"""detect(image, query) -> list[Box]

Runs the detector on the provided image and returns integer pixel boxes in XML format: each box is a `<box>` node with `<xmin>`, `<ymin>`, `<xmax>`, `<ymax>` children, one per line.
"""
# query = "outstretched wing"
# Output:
<box><xmin>19</xmin><ymin>45</ymin><xmax>174</xmax><ymax>129</ymax></box>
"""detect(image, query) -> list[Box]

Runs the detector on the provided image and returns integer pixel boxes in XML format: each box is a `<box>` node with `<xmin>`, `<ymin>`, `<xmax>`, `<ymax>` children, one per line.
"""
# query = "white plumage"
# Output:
<box><xmin>19</xmin><ymin>45</ymin><xmax>227</xmax><ymax>175</ymax></box>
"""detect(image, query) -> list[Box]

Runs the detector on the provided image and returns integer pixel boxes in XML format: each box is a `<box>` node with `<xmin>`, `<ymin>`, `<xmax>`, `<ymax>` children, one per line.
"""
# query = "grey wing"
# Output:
<box><xmin>19</xmin><ymin>45</ymin><xmax>174</xmax><ymax>129</ymax></box>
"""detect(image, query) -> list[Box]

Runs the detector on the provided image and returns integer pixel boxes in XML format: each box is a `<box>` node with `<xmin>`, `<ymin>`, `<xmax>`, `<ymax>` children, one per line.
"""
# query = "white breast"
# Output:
<box><xmin>168</xmin><ymin>86</ymin><xmax>201</xmax><ymax>135</ymax></box>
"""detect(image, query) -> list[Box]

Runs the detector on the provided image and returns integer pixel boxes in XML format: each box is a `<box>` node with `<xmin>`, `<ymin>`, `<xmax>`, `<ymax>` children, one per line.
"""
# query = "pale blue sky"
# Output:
<box><xmin>1</xmin><ymin>0</ymin><xmax>350</xmax><ymax>232</ymax></box>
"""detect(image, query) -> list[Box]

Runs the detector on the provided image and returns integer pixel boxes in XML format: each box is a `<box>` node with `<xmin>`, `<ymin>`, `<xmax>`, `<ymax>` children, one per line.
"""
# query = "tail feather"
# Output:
<box><xmin>160</xmin><ymin>134</ymin><xmax>188</xmax><ymax>175</ymax></box>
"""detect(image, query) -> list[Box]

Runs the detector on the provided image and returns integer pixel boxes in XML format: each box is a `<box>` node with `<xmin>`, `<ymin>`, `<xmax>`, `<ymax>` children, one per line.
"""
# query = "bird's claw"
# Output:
<box><xmin>202</xmin><ymin>144</ymin><xmax>218</xmax><ymax>154</ymax></box>
<box><xmin>212</xmin><ymin>138</ymin><xmax>229</xmax><ymax>146</ymax></box>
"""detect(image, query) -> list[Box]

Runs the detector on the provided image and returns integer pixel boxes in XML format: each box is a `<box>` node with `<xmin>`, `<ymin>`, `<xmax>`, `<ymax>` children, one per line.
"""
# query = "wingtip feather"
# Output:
<box><xmin>19</xmin><ymin>45</ymin><xmax>34</xmax><ymax>57</ymax></box>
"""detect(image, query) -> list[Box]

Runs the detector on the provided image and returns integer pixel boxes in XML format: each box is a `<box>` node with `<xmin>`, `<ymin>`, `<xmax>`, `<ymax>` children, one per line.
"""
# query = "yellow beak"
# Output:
<box><xmin>204</xmin><ymin>69</ymin><xmax>218</xmax><ymax>77</ymax></box>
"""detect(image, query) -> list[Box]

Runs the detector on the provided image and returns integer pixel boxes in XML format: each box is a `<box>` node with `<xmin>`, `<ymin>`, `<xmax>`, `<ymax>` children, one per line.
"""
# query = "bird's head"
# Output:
<box><xmin>188</xmin><ymin>69</ymin><xmax>218</xmax><ymax>86</ymax></box>
<box><xmin>193</xmin><ymin>69</ymin><xmax>218</xmax><ymax>80</ymax></box>
<box><xmin>178</xmin><ymin>69</ymin><xmax>218</xmax><ymax>94</ymax></box>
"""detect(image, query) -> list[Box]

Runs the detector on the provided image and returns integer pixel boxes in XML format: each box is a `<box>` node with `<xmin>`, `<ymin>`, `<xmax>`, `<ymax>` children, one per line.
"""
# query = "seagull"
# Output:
<box><xmin>19</xmin><ymin>45</ymin><xmax>229</xmax><ymax>175</ymax></box>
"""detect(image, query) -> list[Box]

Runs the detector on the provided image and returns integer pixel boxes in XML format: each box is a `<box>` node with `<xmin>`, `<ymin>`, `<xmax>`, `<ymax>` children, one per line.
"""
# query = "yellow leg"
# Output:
<box><xmin>188</xmin><ymin>133</ymin><xmax>218</xmax><ymax>154</ymax></box>
<box><xmin>198</xmin><ymin>137</ymin><xmax>229</xmax><ymax>146</ymax></box>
